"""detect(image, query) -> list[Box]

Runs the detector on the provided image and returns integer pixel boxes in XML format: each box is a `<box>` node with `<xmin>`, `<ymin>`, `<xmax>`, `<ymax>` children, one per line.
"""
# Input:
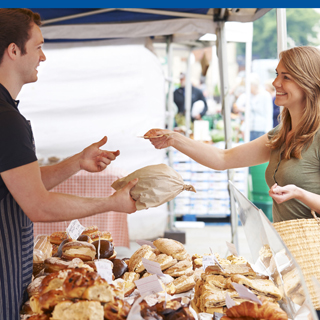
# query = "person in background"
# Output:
<box><xmin>145</xmin><ymin>46</ymin><xmax>320</xmax><ymax>224</ymax></box>
<box><xmin>0</xmin><ymin>9</ymin><xmax>137</xmax><ymax>319</ymax></box>
<box><xmin>174</xmin><ymin>72</ymin><xmax>208</xmax><ymax>125</ymax></box>
<box><xmin>265</xmin><ymin>79</ymin><xmax>281</xmax><ymax>127</ymax></box>
<box><xmin>233</xmin><ymin>73</ymin><xmax>273</xmax><ymax>141</ymax></box>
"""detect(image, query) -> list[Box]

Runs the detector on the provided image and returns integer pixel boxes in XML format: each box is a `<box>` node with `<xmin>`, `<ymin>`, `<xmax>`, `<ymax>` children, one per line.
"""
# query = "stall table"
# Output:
<box><xmin>33</xmin><ymin>167</ymin><xmax>130</xmax><ymax>248</ymax></box>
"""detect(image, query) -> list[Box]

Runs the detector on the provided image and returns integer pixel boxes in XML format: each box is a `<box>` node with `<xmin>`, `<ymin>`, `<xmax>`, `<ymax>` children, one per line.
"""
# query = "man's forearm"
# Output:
<box><xmin>40</xmin><ymin>153</ymin><xmax>81</xmax><ymax>190</ymax></box>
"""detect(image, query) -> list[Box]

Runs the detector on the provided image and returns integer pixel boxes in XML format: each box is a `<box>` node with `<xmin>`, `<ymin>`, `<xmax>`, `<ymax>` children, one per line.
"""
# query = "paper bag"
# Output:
<box><xmin>111</xmin><ymin>164</ymin><xmax>196</xmax><ymax>210</ymax></box>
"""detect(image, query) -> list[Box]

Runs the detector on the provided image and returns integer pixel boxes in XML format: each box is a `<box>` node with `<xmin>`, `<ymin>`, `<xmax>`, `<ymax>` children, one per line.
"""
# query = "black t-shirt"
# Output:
<box><xmin>0</xmin><ymin>83</ymin><xmax>37</xmax><ymax>200</ymax></box>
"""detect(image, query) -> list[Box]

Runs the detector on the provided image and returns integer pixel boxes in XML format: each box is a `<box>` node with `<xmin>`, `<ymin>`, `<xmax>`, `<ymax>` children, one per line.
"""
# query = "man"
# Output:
<box><xmin>173</xmin><ymin>72</ymin><xmax>208</xmax><ymax>123</ymax></box>
<box><xmin>0</xmin><ymin>9</ymin><xmax>137</xmax><ymax>319</ymax></box>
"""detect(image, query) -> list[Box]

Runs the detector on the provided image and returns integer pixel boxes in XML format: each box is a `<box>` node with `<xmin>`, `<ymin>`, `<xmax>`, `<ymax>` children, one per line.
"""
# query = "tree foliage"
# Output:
<box><xmin>237</xmin><ymin>9</ymin><xmax>320</xmax><ymax>59</ymax></box>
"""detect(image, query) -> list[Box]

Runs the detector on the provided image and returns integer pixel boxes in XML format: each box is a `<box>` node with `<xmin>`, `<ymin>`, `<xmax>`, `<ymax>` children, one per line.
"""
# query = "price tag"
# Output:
<box><xmin>66</xmin><ymin>220</ymin><xmax>86</xmax><ymax>240</ymax></box>
<box><xmin>231</xmin><ymin>282</ymin><xmax>262</xmax><ymax>305</ymax></box>
<box><xmin>142</xmin><ymin>258</ymin><xmax>163</xmax><ymax>276</ymax></box>
<box><xmin>95</xmin><ymin>260</ymin><xmax>113</xmax><ymax>284</ymax></box>
<box><xmin>136</xmin><ymin>240</ymin><xmax>156</xmax><ymax>248</ymax></box>
<box><xmin>226</xmin><ymin>241</ymin><xmax>238</xmax><ymax>257</ymax></box>
<box><xmin>135</xmin><ymin>274</ymin><xmax>163</xmax><ymax>295</ymax></box>
<box><xmin>210</xmin><ymin>248</ymin><xmax>224</xmax><ymax>271</ymax></box>
<box><xmin>202</xmin><ymin>255</ymin><xmax>216</xmax><ymax>271</ymax></box>
<box><xmin>225</xmin><ymin>293</ymin><xmax>236</xmax><ymax>308</ymax></box>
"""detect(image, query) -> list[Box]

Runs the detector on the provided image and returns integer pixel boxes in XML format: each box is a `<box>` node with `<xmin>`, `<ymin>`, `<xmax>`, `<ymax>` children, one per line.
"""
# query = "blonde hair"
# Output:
<box><xmin>267</xmin><ymin>46</ymin><xmax>320</xmax><ymax>159</ymax></box>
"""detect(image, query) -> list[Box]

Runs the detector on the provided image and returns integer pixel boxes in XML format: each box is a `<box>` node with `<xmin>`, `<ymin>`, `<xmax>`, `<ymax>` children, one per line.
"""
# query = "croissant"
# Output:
<box><xmin>225</xmin><ymin>299</ymin><xmax>288</xmax><ymax>320</ymax></box>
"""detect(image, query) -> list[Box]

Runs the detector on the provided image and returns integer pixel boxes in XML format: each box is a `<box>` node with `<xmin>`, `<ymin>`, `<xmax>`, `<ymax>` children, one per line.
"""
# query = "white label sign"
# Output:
<box><xmin>136</xmin><ymin>240</ymin><xmax>156</xmax><ymax>248</ymax></box>
<box><xmin>142</xmin><ymin>258</ymin><xmax>163</xmax><ymax>276</ymax></box>
<box><xmin>226</xmin><ymin>241</ymin><xmax>238</xmax><ymax>257</ymax></box>
<box><xmin>95</xmin><ymin>260</ymin><xmax>113</xmax><ymax>284</ymax></box>
<box><xmin>66</xmin><ymin>220</ymin><xmax>86</xmax><ymax>240</ymax></box>
<box><xmin>209</xmin><ymin>248</ymin><xmax>224</xmax><ymax>271</ymax></box>
<box><xmin>225</xmin><ymin>293</ymin><xmax>236</xmax><ymax>308</ymax></box>
<box><xmin>232</xmin><ymin>282</ymin><xmax>262</xmax><ymax>305</ymax></box>
<box><xmin>202</xmin><ymin>255</ymin><xmax>216</xmax><ymax>271</ymax></box>
<box><xmin>135</xmin><ymin>274</ymin><xmax>163</xmax><ymax>295</ymax></box>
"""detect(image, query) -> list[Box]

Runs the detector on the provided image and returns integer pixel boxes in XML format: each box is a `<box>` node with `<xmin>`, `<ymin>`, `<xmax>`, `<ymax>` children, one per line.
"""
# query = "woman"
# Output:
<box><xmin>145</xmin><ymin>46</ymin><xmax>320</xmax><ymax>222</ymax></box>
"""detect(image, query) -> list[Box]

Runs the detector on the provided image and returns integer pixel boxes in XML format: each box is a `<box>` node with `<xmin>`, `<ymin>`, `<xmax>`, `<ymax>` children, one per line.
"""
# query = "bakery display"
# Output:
<box><xmin>24</xmin><ymin>228</ymin><xmax>292</xmax><ymax>319</ymax></box>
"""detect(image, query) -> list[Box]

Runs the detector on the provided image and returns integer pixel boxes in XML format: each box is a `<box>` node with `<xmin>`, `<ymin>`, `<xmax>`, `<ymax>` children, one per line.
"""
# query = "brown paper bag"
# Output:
<box><xmin>111</xmin><ymin>164</ymin><xmax>196</xmax><ymax>210</ymax></box>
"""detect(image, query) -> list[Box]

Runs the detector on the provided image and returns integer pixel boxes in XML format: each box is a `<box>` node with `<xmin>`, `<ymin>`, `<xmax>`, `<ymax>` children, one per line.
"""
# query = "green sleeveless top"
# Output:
<box><xmin>265</xmin><ymin>127</ymin><xmax>320</xmax><ymax>222</ymax></box>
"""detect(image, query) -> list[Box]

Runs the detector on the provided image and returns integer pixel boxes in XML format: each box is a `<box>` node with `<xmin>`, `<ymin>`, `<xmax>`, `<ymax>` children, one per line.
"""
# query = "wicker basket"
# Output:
<box><xmin>273</xmin><ymin>216</ymin><xmax>320</xmax><ymax>310</ymax></box>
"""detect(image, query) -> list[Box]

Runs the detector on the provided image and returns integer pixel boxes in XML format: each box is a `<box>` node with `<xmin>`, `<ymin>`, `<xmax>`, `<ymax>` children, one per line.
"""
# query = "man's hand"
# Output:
<box><xmin>110</xmin><ymin>178</ymin><xmax>138</xmax><ymax>213</ymax></box>
<box><xmin>79</xmin><ymin>136</ymin><xmax>120</xmax><ymax>172</ymax></box>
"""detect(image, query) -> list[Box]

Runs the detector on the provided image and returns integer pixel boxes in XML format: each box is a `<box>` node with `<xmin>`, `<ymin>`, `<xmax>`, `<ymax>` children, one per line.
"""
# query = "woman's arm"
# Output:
<box><xmin>144</xmin><ymin>129</ymin><xmax>271</xmax><ymax>171</ymax></box>
<box><xmin>269</xmin><ymin>183</ymin><xmax>320</xmax><ymax>214</ymax></box>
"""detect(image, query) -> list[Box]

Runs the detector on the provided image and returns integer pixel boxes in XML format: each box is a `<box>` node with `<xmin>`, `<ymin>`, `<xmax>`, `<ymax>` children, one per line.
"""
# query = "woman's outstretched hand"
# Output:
<box><xmin>144</xmin><ymin>129</ymin><xmax>175</xmax><ymax>149</ymax></box>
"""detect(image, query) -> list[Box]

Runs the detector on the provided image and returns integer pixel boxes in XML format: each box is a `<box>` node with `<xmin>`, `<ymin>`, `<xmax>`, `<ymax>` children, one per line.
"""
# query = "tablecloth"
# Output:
<box><xmin>33</xmin><ymin>167</ymin><xmax>130</xmax><ymax>248</ymax></box>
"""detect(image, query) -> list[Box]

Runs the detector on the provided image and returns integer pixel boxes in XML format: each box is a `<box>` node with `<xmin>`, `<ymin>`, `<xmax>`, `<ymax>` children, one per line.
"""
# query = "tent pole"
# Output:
<box><xmin>185</xmin><ymin>48</ymin><xmax>193</xmax><ymax>138</ymax></box>
<box><xmin>276</xmin><ymin>9</ymin><xmax>287</xmax><ymax>58</ymax></box>
<box><xmin>216</xmin><ymin>21</ymin><xmax>239</xmax><ymax>252</ymax></box>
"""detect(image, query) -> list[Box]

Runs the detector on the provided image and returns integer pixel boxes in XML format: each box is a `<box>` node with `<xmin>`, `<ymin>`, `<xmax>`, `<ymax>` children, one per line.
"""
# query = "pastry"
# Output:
<box><xmin>51</xmin><ymin>300</ymin><xmax>104</xmax><ymax>320</ymax></box>
<box><xmin>38</xmin><ymin>289</ymin><xmax>65</xmax><ymax>311</ymax></box>
<box><xmin>152</xmin><ymin>253</ymin><xmax>177</xmax><ymax>270</ymax></box>
<box><xmin>82</xmin><ymin>281</ymin><xmax>114</xmax><ymax>303</ymax></box>
<box><xmin>112</xmin><ymin>258</ymin><xmax>128</xmax><ymax>279</ymax></box>
<box><xmin>230</xmin><ymin>274</ymin><xmax>282</xmax><ymax>301</ymax></box>
<box><xmin>205</xmin><ymin>263</ymin><xmax>256</xmax><ymax>277</ymax></box>
<box><xmin>121</xmin><ymin>271</ymin><xmax>140</xmax><ymax>282</ymax></box>
<box><xmin>104</xmin><ymin>297</ymin><xmax>131</xmax><ymax>320</ymax></box>
<box><xmin>163</xmin><ymin>259</ymin><xmax>193</xmax><ymax>277</ymax></box>
<box><xmin>54</xmin><ymin>238</ymin><xmax>71</xmax><ymax>258</ymax></box>
<box><xmin>27</xmin><ymin>276</ymin><xmax>46</xmax><ymax>297</ymax></box>
<box><xmin>81</xmin><ymin>225</ymin><xmax>99</xmax><ymax>236</ymax></box>
<box><xmin>91</xmin><ymin>239</ymin><xmax>114</xmax><ymax>259</ymax></box>
<box><xmin>153</xmin><ymin>238</ymin><xmax>188</xmax><ymax>261</ymax></box>
<box><xmin>223</xmin><ymin>296</ymin><xmax>288</xmax><ymax>320</ymax></box>
<box><xmin>173</xmin><ymin>274</ymin><xmax>195</xmax><ymax>293</ymax></box>
<box><xmin>62</xmin><ymin>269</ymin><xmax>103</xmax><ymax>299</ymax></box>
<box><xmin>90</xmin><ymin>231</ymin><xmax>113</xmax><ymax>242</ymax></box>
<box><xmin>44</xmin><ymin>257</ymin><xmax>72</xmax><ymax>273</ymax></box>
<box><xmin>128</xmin><ymin>245</ymin><xmax>156</xmax><ymax>273</ymax></box>
<box><xmin>49</xmin><ymin>231</ymin><xmax>68</xmax><ymax>245</ymax></box>
<box><xmin>61</xmin><ymin>241</ymin><xmax>96</xmax><ymax>261</ymax></box>
<box><xmin>77</xmin><ymin>234</ymin><xmax>92</xmax><ymax>243</ymax></box>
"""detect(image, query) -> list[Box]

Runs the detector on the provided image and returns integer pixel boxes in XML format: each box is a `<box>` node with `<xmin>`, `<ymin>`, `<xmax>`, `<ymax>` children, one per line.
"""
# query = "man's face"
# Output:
<box><xmin>17</xmin><ymin>23</ymin><xmax>46</xmax><ymax>84</ymax></box>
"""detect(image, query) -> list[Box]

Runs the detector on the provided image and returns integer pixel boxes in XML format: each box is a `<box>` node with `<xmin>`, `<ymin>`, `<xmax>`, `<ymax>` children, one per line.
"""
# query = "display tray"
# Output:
<box><xmin>229</xmin><ymin>180</ymin><xmax>319</xmax><ymax>320</ymax></box>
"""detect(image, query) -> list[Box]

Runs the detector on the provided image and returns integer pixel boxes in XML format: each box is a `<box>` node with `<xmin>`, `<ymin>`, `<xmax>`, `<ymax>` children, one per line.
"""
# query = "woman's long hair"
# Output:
<box><xmin>267</xmin><ymin>46</ymin><xmax>320</xmax><ymax>159</ymax></box>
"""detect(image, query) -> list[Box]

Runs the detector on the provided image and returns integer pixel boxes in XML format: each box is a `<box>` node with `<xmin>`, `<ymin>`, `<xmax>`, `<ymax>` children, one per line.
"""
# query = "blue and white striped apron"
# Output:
<box><xmin>0</xmin><ymin>193</ymin><xmax>33</xmax><ymax>320</ymax></box>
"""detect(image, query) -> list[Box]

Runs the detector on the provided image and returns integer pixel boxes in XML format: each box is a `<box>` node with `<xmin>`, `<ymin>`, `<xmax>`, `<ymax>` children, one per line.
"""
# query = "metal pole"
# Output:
<box><xmin>276</xmin><ymin>9</ymin><xmax>287</xmax><ymax>122</ymax></box>
<box><xmin>216</xmin><ymin>21</ymin><xmax>239</xmax><ymax>252</ymax></box>
<box><xmin>166</xmin><ymin>36</ymin><xmax>175</xmax><ymax>230</ymax></box>
<box><xmin>184</xmin><ymin>49</ymin><xmax>193</xmax><ymax>138</ymax></box>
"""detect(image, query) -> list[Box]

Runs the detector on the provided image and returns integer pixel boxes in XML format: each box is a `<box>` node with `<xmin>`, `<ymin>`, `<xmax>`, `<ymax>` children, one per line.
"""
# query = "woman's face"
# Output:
<box><xmin>272</xmin><ymin>59</ymin><xmax>306</xmax><ymax>111</ymax></box>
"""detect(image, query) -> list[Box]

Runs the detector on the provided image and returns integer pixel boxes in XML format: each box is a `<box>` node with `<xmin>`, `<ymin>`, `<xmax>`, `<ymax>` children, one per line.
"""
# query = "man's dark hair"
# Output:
<box><xmin>0</xmin><ymin>8</ymin><xmax>41</xmax><ymax>64</ymax></box>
